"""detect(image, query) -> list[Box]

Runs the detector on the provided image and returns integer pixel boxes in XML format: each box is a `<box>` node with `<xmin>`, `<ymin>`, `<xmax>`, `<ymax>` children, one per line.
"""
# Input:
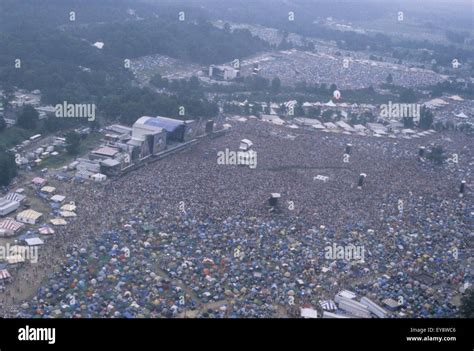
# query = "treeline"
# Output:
<box><xmin>99</xmin><ymin>87</ymin><xmax>218</xmax><ymax>125</ymax></box>
<box><xmin>0</xmin><ymin>0</ymin><xmax>266</xmax><ymax>109</ymax></box>
<box><xmin>0</xmin><ymin>148</ymin><xmax>17</xmax><ymax>186</ymax></box>
<box><xmin>76</xmin><ymin>19</ymin><xmax>269</xmax><ymax>64</ymax></box>
<box><xmin>429</xmin><ymin>81</ymin><xmax>474</xmax><ymax>100</ymax></box>
<box><xmin>0</xmin><ymin>0</ymin><xmax>156</xmax><ymax>32</ymax></box>
<box><xmin>0</xmin><ymin>15</ymin><xmax>134</xmax><ymax>105</ymax></box>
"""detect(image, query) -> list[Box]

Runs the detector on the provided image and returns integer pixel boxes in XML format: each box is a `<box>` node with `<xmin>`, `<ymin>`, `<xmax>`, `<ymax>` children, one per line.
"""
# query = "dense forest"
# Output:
<box><xmin>0</xmin><ymin>0</ymin><xmax>266</xmax><ymax>123</ymax></box>
<box><xmin>76</xmin><ymin>20</ymin><xmax>269</xmax><ymax>64</ymax></box>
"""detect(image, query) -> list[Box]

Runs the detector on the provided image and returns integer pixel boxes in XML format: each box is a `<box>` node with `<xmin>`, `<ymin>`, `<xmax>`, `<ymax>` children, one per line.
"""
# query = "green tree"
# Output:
<box><xmin>386</xmin><ymin>73</ymin><xmax>393</xmax><ymax>84</ymax></box>
<box><xmin>277</xmin><ymin>103</ymin><xmax>286</xmax><ymax>115</ymax></box>
<box><xmin>322</xmin><ymin>109</ymin><xmax>334</xmax><ymax>122</ymax></box>
<box><xmin>419</xmin><ymin>106</ymin><xmax>434</xmax><ymax>130</ymax></box>
<box><xmin>271</xmin><ymin>77</ymin><xmax>281</xmax><ymax>93</ymax></box>
<box><xmin>294</xmin><ymin>100</ymin><xmax>305</xmax><ymax>117</ymax></box>
<box><xmin>0</xmin><ymin>116</ymin><xmax>6</xmax><ymax>132</ymax></box>
<box><xmin>0</xmin><ymin>150</ymin><xmax>17</xmax><ymax>186</ymax></box>
<box><xmin>188</xmin><ymin>76</ymin><xmax>200</xmax><ymax>90</ymax></box>
<box><xmin>307</xmin><ymin>107</ymin><xmax>321</xmax><ymax>118</ymax></box>
<box><xmin>460</xmin><ymin>289</ymin><xmax>474</xmax><ymax>318</ymax></box>
<box><xmin>399</xmin><ymin>88</ymin><xmax>417</xmax><ymax>103</ymax></box>
<box><xmin>150</xmin><ymin>74</ymin><xmax>169</xmax><ymax>89</ymax></box>
<box><xmin>246</xmin><ymin>76</ymin><xmax>269</xmax><ymax>91</ymax></box>
<box><xmin>65</xmin><ymin>131</ymin><xmax>81</xmax><ymax>155</ymax></box>
<box><xmin>402</xmin><ymin>116</ymin><xmax>415</xmax><ymax>128</ymax></box>
<box><xmin>17</xmin><ymin>105</ymin><xmax>39</xmax><ymax>130</ymax></box>
<box><xmin>427</xmin><ymin>145</ymin><xmax>445</xmax><ymax>165</ymax></box>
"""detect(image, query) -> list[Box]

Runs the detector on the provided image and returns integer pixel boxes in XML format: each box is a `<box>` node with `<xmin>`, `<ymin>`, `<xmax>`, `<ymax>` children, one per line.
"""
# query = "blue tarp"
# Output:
<box><xmin>143</xmin><ymin>116</ymin><xmax>183</xmax><ymax>133</ymax></box>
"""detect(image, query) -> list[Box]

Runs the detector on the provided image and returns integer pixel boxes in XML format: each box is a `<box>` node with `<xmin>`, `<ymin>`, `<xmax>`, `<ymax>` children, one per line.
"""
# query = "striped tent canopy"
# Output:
<box><xmin>319</xmin><ymin>299</ymin><xmax>337</xmax><ymax>311</ymax></box>
<box><xmin>5</xmin><ymin>193</ymin><xmax>26</xmax><ymax>202</ymax></box>
<box><xmin>0</xmin><ymin>269</ymin><xmax>11</xmax><ymax>280</ymax></box>
<box><xmin>39</xmin><ymin>226</ymin><xmax>55</xmax><ymax>235</ymax></box>
<box><xmin>0</xmin><ymin>218</ymin><xmax>25</xmax><ymax>233</ymax></box>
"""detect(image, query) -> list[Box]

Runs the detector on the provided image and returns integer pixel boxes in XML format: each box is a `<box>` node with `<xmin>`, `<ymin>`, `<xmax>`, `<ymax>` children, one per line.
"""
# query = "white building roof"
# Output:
<box><xmin>24</xmin><ymin>237</ymin><xmax>44</xmax><ymax>246</ymax></box>
<box><xmin>455</xmin><ymin>112</ymin><xmax>468</xmax><ymax>118</ymax></box>
<box><xmin>50</xmin><ymin>218</ymin><xmax>67</xmax><ymax>226</ymax></box>
<box><xmin>60</xmin><ymin>204</ymin><xmax>76</xmax><ymax>212</ymax></box>
<box><xmin>323</xmin><ymin>122</ymin><xmax>338</xmax><ymax>129</ymax></box>
<box><xmin>92</xmin><ymin>146</ymin><xmax>119</xmax><ymax>157</ymax></box>
<box><xmin>17</xmin><ymin>209</ymin><xmax>43</xmax><ymax>221</ymax></box>
<box><xmin>261</xmin><ymin>114</ymin><xmax>285</xmax><ymax>125</ymax></box>
<box><xmin>51</xmin><ymin>195</ymin><xmax>66</xmax><ymax>203</ymax></box>
<box><xmin>41</xmin><ymin>186</ymin><xmax>56</xmax><ymax>193</ymax></box>
<box><xmin>300</xmin><ymin>308</ymin><xmax>318</xmax><ymax>318</ymax></box>
<box><xmin>335</xmin><ymin>121</ymin><xmax>356</xmax><ymax>132</ymax></box>
<box><xmin>59</xmin><ymin>211</ymin><xmax>76</xmax><ymax>218</ymax></box>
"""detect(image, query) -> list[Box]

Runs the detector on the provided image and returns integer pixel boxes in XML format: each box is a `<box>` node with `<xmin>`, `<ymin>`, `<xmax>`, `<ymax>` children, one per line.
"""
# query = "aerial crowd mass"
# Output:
<box><xmin>1</xmin><ymin>118</ymin><xmax>471</xmax><ymax>318</ymax></box>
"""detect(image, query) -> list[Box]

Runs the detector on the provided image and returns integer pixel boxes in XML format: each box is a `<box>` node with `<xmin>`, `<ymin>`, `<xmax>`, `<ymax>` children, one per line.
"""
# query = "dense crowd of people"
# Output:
<box><xmin>244</xmin><ymin>50</ymin><xmax>445</xmax><ymax>89</ymax></box>
<box><xmin>1</xmin><ymin>118</ymin><xmax>472</xmax><ymax>318</ymax></box>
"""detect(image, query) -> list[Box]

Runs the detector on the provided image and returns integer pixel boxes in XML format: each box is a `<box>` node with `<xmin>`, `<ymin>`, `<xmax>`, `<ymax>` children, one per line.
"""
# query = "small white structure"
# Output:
<box><xmin>209</xmin><ymin>65</ymin><xmax>239</xmax><ymax>80</ymax></box>
<box><xmin>51</xmin><ymin>195</ymin><xmax>66</xmax><ymax>203</ymax></box>
<box><xmin>60</xmin><ymin>211</ymin><xmax>77</xmax><ymax>218</ymax></box>
<box><xmin>335</xmin><ymin>121</ymin><xmax>356</xmax><ymax>132</ymax></box>
<box><xmin>29</xmin><ymin>134</ymin><xmax>42</xmax><ymax>142</ymax></box>
<box><xmin>60</xmin><ymin>204</ymin><xmax>76</xmax><ymax>212</ymax></box>
<box><xmin>367</xmin><ymin>123</ymin><xmax>388</xmax><ymax>134</ymax></box>
<box><xmin>50</xmin><ymin>218</ymin><xmax>67</xmax><ymax>226</ymax></box>
<box><xmin>401</xmin><ymin>128</ymin><xmax>416</xmax><ymax>135</ymax></box>
<box><xmin>41</xmin><ymin>186</ymin><xmax>56</xmax><ymax>194</ymax></box>
<box><xmin>24</xmin><ymin>237</ymin><xmax>44</xmax><ymax>246</ymax></box>
<box><xmin>91</xmin><ymin>173</ymin><xmax>107</xmax><ymax>182</ymax></box>
<box><xmin>93</xmin><ymin>41</ymin><xmax>105</xmax><ymax>49</ymax></box>
<box><xmin>353</xmin><ymin>124</ymin><xmax>367</xmax><ymax>132</ymax></box>
<box><xmin>239</xmin><ymin>139</ymin><xmax>253</xmax><ymax>151</ymax></box>
<box><xmin>424</xmin><ymin>98</ymin><xmax>448</xmax><ymax>109</ymax></box>
<box><xmin>261</xmin><ymin>114</ymin><xmax>285</xmax><ymax>125</ymax></box>
<box><xmin>16</xmin><ymin>210</ymin><xmax>43</xmax><ymax>225</ymax></box>
<box><xmin>300</xmin><ymin>308</ymin><xmax>318</xmax><ymax>319</ymax></box>
<box><xmin>314</xmin><ymin>175</ymin><xmax>329</xmax><ymax>182</ymax></box>
<box><xmin>68</xmin><ymin>161</ymin><xmax>79</xmax><ymax>170</ymax></box>
<box><xmin>323</xmin><ymin>122</ymin><xmax>338</xmax><ymax>130</ymax></box>
<box><xmin>294</xmin><ymin>117</ymin><xmax>324</xmax><ymax>127</ymax></box>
